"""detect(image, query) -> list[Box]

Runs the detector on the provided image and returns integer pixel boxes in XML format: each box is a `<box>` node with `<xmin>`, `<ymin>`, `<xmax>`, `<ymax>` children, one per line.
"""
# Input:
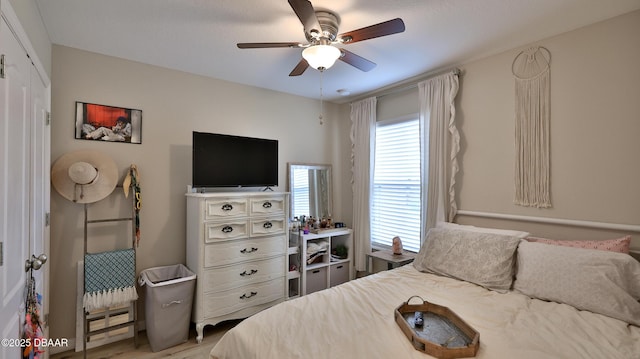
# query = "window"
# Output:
<box><xmin>371</xmin><ymin>117</ymin><xmax>422</xmax><ymax>252</ymax></box>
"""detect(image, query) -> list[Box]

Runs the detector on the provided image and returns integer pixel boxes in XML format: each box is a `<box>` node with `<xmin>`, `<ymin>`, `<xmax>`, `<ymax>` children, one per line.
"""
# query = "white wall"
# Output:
<box><xmin>377</xmin><ymin>87</ymin><xmax>420</xmax><ymax>122</ymax></box>
<box><xmin>48</xmin><ymin>45</ymin><xmax>348</xmax><ymax>340</ymax></box>
<box><xmin>455</xmin><ymin>10</ymin><xmax>640</xmax><ymax>244</ymax></box>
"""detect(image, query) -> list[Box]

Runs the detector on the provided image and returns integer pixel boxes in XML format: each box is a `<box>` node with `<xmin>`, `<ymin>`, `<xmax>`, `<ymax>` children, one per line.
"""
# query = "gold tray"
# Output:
<box><xmin>395</xmin><ymin>296</ymin><xmax>480</xmax><ymax>359</ymax></box>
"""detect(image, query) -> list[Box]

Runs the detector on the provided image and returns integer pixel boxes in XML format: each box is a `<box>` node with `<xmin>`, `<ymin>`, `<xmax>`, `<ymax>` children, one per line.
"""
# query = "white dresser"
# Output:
<box><xmin>186</xmin><ymin>192</ymin><xmax>288</xmax><ymax>343</ymax></box>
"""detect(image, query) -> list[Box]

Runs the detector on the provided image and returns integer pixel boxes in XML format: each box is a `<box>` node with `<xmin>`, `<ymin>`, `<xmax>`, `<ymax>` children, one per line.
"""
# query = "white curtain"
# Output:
<box><xmin>419</xmin><ymin>71</ymin><xmax>460</xmax><ymax>239</ymax></box>
<box><xmin>350</xmin><ymin>97</ymin><xmax>376</xmax><ymax>271</ymax></box>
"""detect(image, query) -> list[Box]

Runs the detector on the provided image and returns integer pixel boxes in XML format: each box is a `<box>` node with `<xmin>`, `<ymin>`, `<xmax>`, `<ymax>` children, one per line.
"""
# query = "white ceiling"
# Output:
<box><xmin>35</xmin><ymin>0</ymin><xmax>640</xmax><ymax>103</ymax></box>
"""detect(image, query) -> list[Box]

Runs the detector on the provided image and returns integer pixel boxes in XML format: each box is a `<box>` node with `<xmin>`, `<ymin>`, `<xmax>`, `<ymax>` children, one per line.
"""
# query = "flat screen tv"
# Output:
<box><xmin>192</xmin><ymin>131</ymin><xmax>278</xmax><ymax>188</ymax></box>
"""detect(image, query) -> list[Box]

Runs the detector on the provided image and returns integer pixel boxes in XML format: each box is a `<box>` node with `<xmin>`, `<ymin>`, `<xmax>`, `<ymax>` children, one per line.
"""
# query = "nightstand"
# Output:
<box><xmin>365</xmin><ymin>249</ymin><xmax>416</xmax><ymax>274</ymax></box>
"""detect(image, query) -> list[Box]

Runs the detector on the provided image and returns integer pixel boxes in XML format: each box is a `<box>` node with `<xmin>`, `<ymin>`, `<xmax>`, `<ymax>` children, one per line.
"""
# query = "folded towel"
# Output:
<box><xmin>307</xmin><ymin>241</ymin><xmax>329</xmax><ymax>259</ymax></box>
<box><xmin>83</xmin><ymin>248</ymin><xmax>137</xmax><ymax>312</ymax></box>
<box><xmin>307</xmin><ymin>241</ymin><xmax>329</xmax><ymax>264</ymax></box>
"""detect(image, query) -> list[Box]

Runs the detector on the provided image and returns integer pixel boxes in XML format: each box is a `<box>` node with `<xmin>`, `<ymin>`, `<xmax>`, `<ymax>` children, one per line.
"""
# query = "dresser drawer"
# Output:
<box><xmin>205</xmin><ymin>198</ymin><xmax>248</xmax><ymax>219</ymax></box>
<box><xmin>204</xmin><ymin>235</ymin><xmax>285</xmax><ymax>267</ymax></box>
<box><xmin>203</xmin><ymin>278</ymin><xmax>284</xmax><ymax>318</ymax></box>
<box><xmin>249</xmin><ymin>197</ymin><xmax>286</xmax><ymax>216</ymax></box>
<box><xmin>204</xmin><ymin>220</ymin><xmax>249</xmax><ymax>242</ymax></box>
<box><xmin>250</xmin><ymin>217</ymin><xmax>286</xmax><ymax>237</ymax></box>
<box><xmin>202</xmin><ymin>256</ymin><xmax>285</xmax><ymax>292</ymax></box>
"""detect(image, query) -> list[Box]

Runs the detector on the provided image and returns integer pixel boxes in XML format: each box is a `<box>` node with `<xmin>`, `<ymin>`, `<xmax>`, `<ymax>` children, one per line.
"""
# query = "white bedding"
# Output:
<box><xmin>210</xmin><ymin>265</ymin><xmax>640</xmax><ymax>359</ymax></box>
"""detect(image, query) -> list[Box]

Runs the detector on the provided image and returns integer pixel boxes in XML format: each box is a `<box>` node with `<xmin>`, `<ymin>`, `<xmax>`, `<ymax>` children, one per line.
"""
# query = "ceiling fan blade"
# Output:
<box><xmin>237</xmin><ymin>42</ymin><xmax>302</xmax><ymax>49</ymax></box>
<box><xmin>288</xmin><ymin>0</ymin><xmax>322</xmax><ymax>35</ymax></box>
<box><xmin>339</xmin><ymin>49</ymin><xmax>376</xmax><ymax>72</ymax></box>
<box><xmin>289</xmin><ymin>59</ymin><xmax>309</xmax><ymax>76</ymax></box>
<box><xmin>338</xmin><ymin>18</ymin><xmax>405</xmax><ymax>44</ymax></box>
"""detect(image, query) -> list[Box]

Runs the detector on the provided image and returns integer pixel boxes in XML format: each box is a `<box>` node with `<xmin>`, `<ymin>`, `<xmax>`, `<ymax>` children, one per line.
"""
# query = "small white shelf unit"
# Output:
<box><xmin>287</xmin><ymin>240</ymin><xmax>301</xmax><ymax>299</ymax></box>
<box><xmin>291</xmin><ymin>228</ymin><xmax>353</xmax><ymax>296</ymax></box>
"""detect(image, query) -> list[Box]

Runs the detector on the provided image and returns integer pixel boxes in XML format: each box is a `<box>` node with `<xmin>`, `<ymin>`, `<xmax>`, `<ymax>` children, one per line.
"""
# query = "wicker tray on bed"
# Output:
<box><xmin>395</xmin><ymin>296</ymin><xmax>480</xmax><ymax>358</ymax></box>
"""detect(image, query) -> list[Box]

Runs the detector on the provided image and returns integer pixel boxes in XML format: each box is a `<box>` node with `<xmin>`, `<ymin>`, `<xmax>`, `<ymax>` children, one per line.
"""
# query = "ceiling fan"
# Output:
<box><xmin>237</xmin><ymin>0</ymin><xmax>405</xmax><ymax>76</ymax></box>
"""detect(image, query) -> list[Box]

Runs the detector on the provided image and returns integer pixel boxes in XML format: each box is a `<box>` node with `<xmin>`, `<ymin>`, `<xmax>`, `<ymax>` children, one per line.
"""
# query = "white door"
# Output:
<box><xmin>0</xmin><ymin>15</ymin><xmax>49</xmax><ymax>358</ymax></box>
<box><xmin>30</xmin><ymin>62</ymin><xmax>51</xmax><ymax>347</ymax></box>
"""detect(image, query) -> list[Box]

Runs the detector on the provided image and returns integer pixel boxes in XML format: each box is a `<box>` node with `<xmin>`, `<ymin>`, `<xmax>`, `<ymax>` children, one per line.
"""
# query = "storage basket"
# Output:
<box><xmin>139</xmin><ymin>264</ymin><xmax>196</xmax><ymax>352</ymax></box>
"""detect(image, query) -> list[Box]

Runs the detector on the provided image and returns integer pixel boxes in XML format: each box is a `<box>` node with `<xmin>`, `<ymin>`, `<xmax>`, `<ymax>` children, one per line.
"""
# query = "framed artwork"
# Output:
<box><xmin>75</xmin><ymin>102</ymin><xmax>142</xmax><ymax>144</ymax></box>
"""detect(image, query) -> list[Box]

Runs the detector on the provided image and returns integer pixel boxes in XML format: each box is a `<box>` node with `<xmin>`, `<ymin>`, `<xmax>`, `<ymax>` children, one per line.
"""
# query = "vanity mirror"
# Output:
<box><xmin>287</xmin><ymin>163</ymin><xmax>332</xmax><ymax>220</ymax></box>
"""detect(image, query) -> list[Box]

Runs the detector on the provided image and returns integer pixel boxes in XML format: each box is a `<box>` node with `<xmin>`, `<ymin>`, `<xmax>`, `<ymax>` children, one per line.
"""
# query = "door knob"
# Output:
<box><xmin>25</xmin><ymin>253</ymin><xmax>48</xmax><ymax>272</ymax></box>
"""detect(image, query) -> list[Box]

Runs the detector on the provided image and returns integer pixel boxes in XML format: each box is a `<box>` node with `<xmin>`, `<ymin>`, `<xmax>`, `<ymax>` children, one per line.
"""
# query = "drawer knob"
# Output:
<box><xmin>263</xmin><ymin>221</ymin><xmax>273</xmax><ymax>229</ymax></box>
<box><xmin>240</xmin><ymin>291</ymin><xmax>258</xmax><ymax>299</ymax></box>
<box><xmin>262</xmin><ymin>201</ymin><xmax>272</xmax><ymax>208</ymax></box>
<box><xmin>221</xmin><ymin>226</ymin><xmax>233</xmax><ymax>233</ymax></box>
<box><xmin>221</xmin><ymin>203</ymin><xmax>233</xmax><ymax>211</ymax></box>
<box><xmin>240</xmin><ymin>269</ymin><xmax>258</xmax><ymax>276</ymax></box>
<box><xmin>240</xmin><ymin>247</ymin><xmax>259</xmax><ymax>254</ymax></box>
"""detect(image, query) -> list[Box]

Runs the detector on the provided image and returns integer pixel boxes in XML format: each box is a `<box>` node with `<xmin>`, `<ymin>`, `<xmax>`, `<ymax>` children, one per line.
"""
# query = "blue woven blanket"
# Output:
<box><xmin>83</xmin><ymin>248</ymin><xmax>137</xmax><ymax>311</ymax></box>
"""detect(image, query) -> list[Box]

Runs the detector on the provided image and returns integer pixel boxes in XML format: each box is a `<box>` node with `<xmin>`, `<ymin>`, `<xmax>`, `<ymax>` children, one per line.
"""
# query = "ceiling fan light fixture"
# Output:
<box><xmin>302</xmin><ymin>44</ymin><xmax>341</xmax><ymax>70</ymax></box>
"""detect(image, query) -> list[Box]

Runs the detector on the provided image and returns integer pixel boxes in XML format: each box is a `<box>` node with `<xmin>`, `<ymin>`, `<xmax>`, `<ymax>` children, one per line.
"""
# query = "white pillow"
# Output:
<box><xmin>436</xmin><ymin>222</ymin><xmax>530</xmax><ymax>239</ymax></box>
<box><xmin>514</xmin><ymin>240</ymin><xmax>640</xmax><ymax>326</ymax></box>
<box><xmin>414</xmin><ymin>227</ymin><xmax>522</xmax><ymax>292</ymax></box>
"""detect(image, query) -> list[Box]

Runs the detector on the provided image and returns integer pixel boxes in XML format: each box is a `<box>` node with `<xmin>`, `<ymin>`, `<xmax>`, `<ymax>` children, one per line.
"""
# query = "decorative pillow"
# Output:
<box><xmin>437</xmin><ymin>221</ymin><xmax>530</xmax><ymax>239</ymax></box>
<box><xmin>414</xmin><ymin>227</ymin><xmax>522</xmax><ymax>292</ymax></box>
<box><xmin>514</xmin><ymin>240</ymin><xmax>640</xmax><ymax>326</ymax></box>
<box><xmin>525</xmin><ymin>235</ymin><xmax>631</xmax><ymax>254</ymax></box>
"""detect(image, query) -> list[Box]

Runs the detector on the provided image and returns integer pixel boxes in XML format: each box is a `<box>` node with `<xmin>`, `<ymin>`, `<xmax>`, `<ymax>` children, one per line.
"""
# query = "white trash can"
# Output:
<box><xmin>139</xmin><ymin>264</ymin><xmax>196</xmax><ymax>352</ymax></box>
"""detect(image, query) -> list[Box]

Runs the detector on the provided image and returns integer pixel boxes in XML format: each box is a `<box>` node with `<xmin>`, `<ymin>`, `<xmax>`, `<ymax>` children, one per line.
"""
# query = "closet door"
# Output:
<box><xmin>0</xmin><ymin>16</ymin><xmax>34</xmax><ymax>358</ymax></box>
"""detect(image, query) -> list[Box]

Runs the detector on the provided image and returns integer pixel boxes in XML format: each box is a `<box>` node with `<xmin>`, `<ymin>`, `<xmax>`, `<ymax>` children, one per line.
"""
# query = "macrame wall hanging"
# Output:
<box><xmin>512</xmin><ymin>46</ymin><xmax>551</xmax><ymax>208</ymax></box>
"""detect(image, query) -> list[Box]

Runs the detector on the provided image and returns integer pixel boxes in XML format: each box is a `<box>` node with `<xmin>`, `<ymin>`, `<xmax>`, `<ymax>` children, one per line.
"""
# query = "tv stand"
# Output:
<box><xmin>262</xmin><ymin>186</ymin><xmax>274</xmax><ymax>192</ymax></box>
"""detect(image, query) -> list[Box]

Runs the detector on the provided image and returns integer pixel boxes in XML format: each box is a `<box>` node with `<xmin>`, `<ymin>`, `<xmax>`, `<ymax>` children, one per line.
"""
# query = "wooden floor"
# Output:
<box><xmin>51</xmin><ymin>320</ymin><xmax>239</xmax><ymax>359</ymax></box>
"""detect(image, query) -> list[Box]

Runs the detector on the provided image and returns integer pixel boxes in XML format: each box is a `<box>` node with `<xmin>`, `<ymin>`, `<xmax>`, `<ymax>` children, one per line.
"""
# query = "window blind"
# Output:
<box><xmin>291</xmin><ymin>168</ymin><xmax>310</xmax><ymax>218</ymax></box>
<box><xmin>371</xmin><ymin>118</ymin><xmax>422</xmax><ymax>252</ymax></box>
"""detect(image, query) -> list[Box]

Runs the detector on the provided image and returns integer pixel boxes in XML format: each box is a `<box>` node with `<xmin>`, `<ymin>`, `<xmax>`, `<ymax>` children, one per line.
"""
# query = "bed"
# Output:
<box><xmin>210</xmin><ymin>224</ymin><xmax>640</xmax><ymax>359</ymax></box>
